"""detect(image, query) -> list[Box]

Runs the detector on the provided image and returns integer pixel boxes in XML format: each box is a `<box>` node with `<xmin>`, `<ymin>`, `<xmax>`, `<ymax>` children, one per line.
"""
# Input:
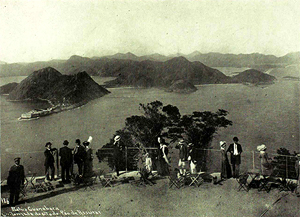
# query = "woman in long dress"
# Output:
<box><xmin>83</xmin><ymin>136</ymin><xmax>94</xmax><ymax>181</ymax></box>
<box><xmin>156</xmin><ymin>136</ymin><xmax>170</xmax><ymax>176</ymax></box>
<box><xmin>220</xmin><ymin>141</ymin><xmax>232</xmax><ymax>179</ymax></box>
<box><xmin>257</xmin><ymin>144</ymin><xmax>273</xmax><ymax>176</ymax></box>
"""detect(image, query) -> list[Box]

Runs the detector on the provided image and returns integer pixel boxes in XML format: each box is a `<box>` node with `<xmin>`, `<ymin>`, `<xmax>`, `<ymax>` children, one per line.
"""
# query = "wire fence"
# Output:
<box><xmin>1</xmin><ymin>147</ymin><xmax>298</xmax><ymax>181</ymax></box>
<box><xmin>96</xmin><ymin>147</ymin><xmax>299</xmax><ymax>180</ymax></box>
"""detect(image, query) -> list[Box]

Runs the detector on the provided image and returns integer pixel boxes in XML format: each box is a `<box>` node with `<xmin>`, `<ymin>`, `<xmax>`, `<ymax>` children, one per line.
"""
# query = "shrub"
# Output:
<box><xmin>96</xmin><ymin>101</ymin><xmax>232</xmax><ymax>171</ymax></box>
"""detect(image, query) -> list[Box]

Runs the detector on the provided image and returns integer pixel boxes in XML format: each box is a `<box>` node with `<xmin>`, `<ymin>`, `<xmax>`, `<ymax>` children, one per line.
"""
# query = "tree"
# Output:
<box><xmin>96</xmin><ymin>101</ymin><xmax>232</xmax><ymax>171</ymax></box>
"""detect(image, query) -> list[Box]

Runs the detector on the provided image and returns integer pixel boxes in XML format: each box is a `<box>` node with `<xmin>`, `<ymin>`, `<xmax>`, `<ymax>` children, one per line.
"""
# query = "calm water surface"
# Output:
<box><xmin>0</xmin><ymin>76</ymin><xmax>299</xmax><ymax>178</ymax></box>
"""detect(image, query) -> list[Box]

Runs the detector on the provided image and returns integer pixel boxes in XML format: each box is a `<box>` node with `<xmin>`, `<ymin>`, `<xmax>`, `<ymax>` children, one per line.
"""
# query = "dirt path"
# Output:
<box><xmin>2</xmin><ymin>178</ymin><xmax>299</xmax><ymax>217</ymax></box>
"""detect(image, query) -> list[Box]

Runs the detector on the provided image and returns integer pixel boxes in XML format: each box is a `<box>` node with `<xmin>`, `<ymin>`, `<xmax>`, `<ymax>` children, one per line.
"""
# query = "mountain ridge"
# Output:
<box><xmin>1</xmin><ymin>51</ymin><xmax>298</xmax><ymax>77</ymax></box>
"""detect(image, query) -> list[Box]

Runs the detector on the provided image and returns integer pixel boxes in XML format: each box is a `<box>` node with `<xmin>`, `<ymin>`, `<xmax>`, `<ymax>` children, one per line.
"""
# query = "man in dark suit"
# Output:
<box><xmin>227</xmin><ymin>137</ymin><xmax>243</xmax><ymax>178</ymax></box>
<box><xmin>73</xmin><ymin>139</ymin><xmax>86</xmax><ymax>177</ymax></box>
<box><xmin>44</xmin><ymin>142</ymin><xmax>57</xmax><ymax>181</ymax></box>
<box><xmin>7</xmin><ymin>157</ymin><xmax>25</xmax><ymax>206</ymax></box>
<box><xmin>59</xmin><ymin>140</ymin><xmax>73</xmax><ymax>183</ymax></box>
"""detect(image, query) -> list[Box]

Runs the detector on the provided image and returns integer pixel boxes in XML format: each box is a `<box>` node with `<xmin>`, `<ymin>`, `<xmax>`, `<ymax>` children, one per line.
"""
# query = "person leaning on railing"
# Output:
<box><xmin>257</xmin><ymin>144</ymin><xmax>273</xmax><ymax>176</ymax></box>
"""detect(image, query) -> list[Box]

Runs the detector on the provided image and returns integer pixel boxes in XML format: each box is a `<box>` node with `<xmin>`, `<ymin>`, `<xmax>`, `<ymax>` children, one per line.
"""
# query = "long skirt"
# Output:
<box><xmin>221</xmin><ymin>158</ymin><xmax>232</xmax><ymax>179</ymax></box>
<box><xmin>156</xmin><ymin>158</ymin><xmax>169</xmax><ymax>176</ymax></box>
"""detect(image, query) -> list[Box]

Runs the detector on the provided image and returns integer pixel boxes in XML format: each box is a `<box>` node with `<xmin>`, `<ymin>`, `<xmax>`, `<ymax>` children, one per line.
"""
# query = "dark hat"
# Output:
<box><xmin>14</xmin><ymin>157</ymin><xmax>21</xmax><ymax>161</ymax></box>
<box><xmin>63</xmin><ymin>140</ymin><xmax>69</xmax><ymax>145</ymax></box>
<box><xmin>75</xmin><ymin>139</ymin><xmax>81</xmax><ymax>144</ymax></box>
<box><xmin>45</xmin><ymin>142</ymin><xmax>52</xmax><ymax>147</ymax></box>
<box><xmin>233</xmin><ymin>137</ymin><xmax>239</xmax><ymax>142</ymax></box>
<box><xmin>83</xmin><ymin>141</ymin><xmax>90</xmax><ymax>146</ymax></box>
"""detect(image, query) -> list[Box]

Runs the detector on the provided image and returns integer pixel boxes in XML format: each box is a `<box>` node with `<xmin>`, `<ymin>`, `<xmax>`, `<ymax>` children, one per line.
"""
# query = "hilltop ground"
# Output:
<box><xmin>1</xmin><ymin>174</ymin><xmax>299</xmax><ymax>217</ymax></box>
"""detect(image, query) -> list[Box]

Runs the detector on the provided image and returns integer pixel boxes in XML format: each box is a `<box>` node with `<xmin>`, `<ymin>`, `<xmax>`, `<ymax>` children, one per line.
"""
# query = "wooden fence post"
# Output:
<box><xmin>286</xmin><ymin>156</ymin><xmax>288</xmax><ymax>179</ymax></box>
<box><xmin>252</xmin><ymin>151</ymin><xmax>255</xmax><ymax>170</ymax></box>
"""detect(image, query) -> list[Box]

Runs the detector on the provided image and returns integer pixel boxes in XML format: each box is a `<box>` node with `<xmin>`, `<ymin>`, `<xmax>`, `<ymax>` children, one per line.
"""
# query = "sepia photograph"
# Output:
<box><xmin>1</xmin><ymin>0</ymin><xmax>299</xmax><ymax>216</ymax></box>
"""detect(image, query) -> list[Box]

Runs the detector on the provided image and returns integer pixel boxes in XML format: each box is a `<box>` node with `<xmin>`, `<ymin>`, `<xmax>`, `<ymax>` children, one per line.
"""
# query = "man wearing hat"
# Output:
<box><xmin>44</xmin><ymin>142</ymin><xmax>57</xmax><ymax>181</ymax></box>
<box><xmin>73</xmin><ymin>139</ymin><xmax>86</xmax><ymax>178</ymax></box>
<box><xmin>227</xmin><ymin>137</ymin><xmax>243</xmax><ymax>178</ymax></box>
<box><xmin>7</xmin><ymin>157</ymin><xmax>25</xmax><ymax>206</ymax></box>
<box><xmin>176</xmin><ymin>139</ymin><xmax>188</xmax><ymax>176</ymax></box>
<box><xmin>59</xmin><ymin>140</ymin><xmax>73</xmax><ymax>184</ymax></box>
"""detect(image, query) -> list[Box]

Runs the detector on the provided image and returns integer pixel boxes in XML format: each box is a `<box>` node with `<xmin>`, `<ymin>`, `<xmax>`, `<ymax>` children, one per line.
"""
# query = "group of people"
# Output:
<box><xmin>44</xmin><ymin>136</ymin><xmax>94</xmax><ymax>183</ymax></box>
<box><xmin>154</xmin><ymin>136</ymin><xmax>275</xmax><ymax>181</ymax></box>
<box><xmin>6</xmin><ymin>134</ymin><xmax>300</xmax><ymax>206</ymax></box>
<box><xmin>137</xmin><ymin>136</ymin><xmax>244</xmax><ymax>179</ymax></box>
<box><xmin>6</xmin><ymin>136</ymin><xmax>93</xmax><ymax>206</ymax></box>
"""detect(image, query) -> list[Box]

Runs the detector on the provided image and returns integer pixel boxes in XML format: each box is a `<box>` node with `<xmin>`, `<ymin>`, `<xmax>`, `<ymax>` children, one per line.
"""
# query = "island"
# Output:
<box><xmin>2</xmin><ymin>67</ymin><xmax>110</xmax><ymax>119</ymax></box>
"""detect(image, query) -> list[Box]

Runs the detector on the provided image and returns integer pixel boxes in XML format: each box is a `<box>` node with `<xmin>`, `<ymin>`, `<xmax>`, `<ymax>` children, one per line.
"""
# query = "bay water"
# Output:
<box><xmin>0</xmin><ymin>76</ymin><xmax>299</xmax><ymax>178</ymax></box>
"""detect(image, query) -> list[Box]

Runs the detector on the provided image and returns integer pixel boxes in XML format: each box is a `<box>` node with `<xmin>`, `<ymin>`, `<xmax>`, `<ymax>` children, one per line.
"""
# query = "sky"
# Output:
<box><xmin>1</xmin><ymin>0</ymin><xmax>300</xmax><ymax>63</ymax></box>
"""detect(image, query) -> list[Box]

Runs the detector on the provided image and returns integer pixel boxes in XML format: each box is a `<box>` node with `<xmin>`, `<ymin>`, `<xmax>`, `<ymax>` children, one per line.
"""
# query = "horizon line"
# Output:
<box><xmin>1</xmin><ymin>50</ymin><xmax>299</xmax><ymax>65</ymax></box>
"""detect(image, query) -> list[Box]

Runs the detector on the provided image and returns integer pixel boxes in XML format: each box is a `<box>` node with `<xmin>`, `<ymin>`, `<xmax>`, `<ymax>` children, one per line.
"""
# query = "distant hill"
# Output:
<box><xmin>231</xmin><ymin>69</ymin><xmax>276</xmax><ymax>84</ymax></box>
<box><xmin>1</xmin><ymin>51</ymin><xmax>298</xmax><ymax>77</ymax></box>
<box><xmin>167</xmin><ymin>80</ymin><xmax>197</xmax><ymax>93</ymax></box>
<box><xmin>278</xmin><ymin>52</ymin><xmax>300</xmax><ymax>64</ymax></box>
<box><xmin>104</xmin><ymin>56</ymin><xmax>229</xmax><ymax>88</ymax></box>
<box><xmin>104</xmin><ymin>52</ymin><xmax>139</xmax><ymax>61</ymax></box>
<box><xmin>0</xmin><ymin>59</ymin><xmax>65</xmax><ymax>77</ymax></box>
<box><xmin>268</xmin><ymin>64</ymin><xmax>300</xmax><ymax>79</ymax></box>
<box><xmin>186</xmin><ymin>52</ymin><xmax>280</xmax><ymax>69</ymax></box>
<box><xmin>0</xmin><ymin>82</ymin><xmax>18</xmax><ymax>94</ymax></box>
<box><xmin>7</xmin><ymin>67</ymin><xmax>110</xmax><ymax>106</ymax></box>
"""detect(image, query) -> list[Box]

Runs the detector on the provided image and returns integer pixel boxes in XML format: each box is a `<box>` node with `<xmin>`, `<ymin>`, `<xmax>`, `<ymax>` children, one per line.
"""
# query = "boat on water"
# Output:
<box><xmin>19</xmin><ymin>108</ymin><xmax>54</xmax><ymax>120</ymax></box>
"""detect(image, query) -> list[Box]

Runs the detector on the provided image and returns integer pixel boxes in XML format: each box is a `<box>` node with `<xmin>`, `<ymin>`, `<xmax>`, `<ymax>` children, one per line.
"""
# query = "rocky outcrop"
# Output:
<box><xmin>230</xmin><ymin>69</ymin><xmax>276</xmax><ymax>84</ymax></box>
<box><xmin>8</xmin><ymin>67</ymin><xmax>110</xmax><ymax>105</ymax></box>
<box><xmin>167</xmin><ymin>80</ymin><xmax>197</xmax><ymax>93</ymax></box>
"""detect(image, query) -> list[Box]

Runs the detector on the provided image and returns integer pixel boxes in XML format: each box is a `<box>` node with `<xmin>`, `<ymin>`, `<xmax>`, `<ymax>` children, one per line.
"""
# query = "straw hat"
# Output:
<box><xmin>220</xmin><ymin>141</ymin><xmax>226</xmax><ymax>148</ymax></box>
<box><xmin>114</xmin><ymin>135</ymin><xmax>121</xmax><ymax>142</ymax></box>
<box><xmin>257</xmin><ymin>144</ymin><xmax>267</xmax><ymax>152</ymax></box>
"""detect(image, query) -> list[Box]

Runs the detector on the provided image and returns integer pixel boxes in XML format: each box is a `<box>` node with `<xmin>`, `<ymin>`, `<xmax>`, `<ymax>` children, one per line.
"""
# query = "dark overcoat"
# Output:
<box><xmin>7</xmin><ymin>165</ymin><xmax>25</xmax><ymax>190</ymax></box>
<box><xmin>59</xmin><ymin>146</ymin><xmax>73</xmax><ymax>167</ymax></box>
<box><xmin>44</xmin><ymin>149</ymin><xmax>55</xmax><ymax>167</ymax></box>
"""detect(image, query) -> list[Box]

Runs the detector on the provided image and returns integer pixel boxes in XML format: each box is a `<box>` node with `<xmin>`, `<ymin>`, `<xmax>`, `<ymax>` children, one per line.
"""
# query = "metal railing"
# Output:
<box><xmin>96</xmin><ymin>147</ymin><xmax>299</xmax><ymax>179</ymax></box>
<box><xmin>1</xmin><ymin>147</ymin><xmax>298</xmax><ymax>181</ymax></box>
